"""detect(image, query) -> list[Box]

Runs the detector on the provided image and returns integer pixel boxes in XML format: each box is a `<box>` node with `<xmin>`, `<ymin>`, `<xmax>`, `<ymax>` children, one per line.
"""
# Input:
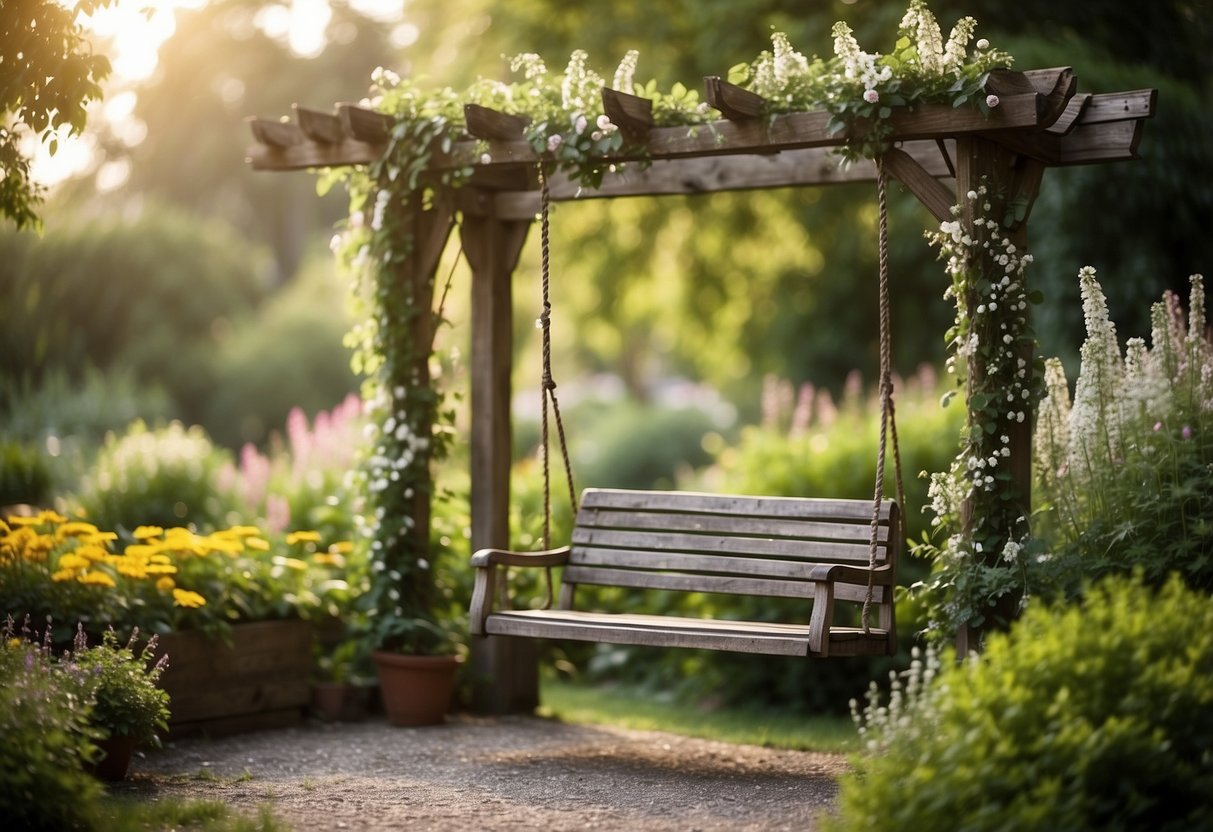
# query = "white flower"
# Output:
<box><xmin>986</xmin><ymin>94</ymin><xmax>1000</xmax><ymax>108</ymax></box>
<box><xmin>976</xmin><ymin>38</ymin><xmax>990</xmax><ymax>50</ymax></box>
<box><xmin>591</xmin><ymin>130</ymin><xmax>603</xmax><ymax>141</ymax></box>
<box><xmin>547</xmin><ymin>134</ymin><xmax>563</xmax><ymax>152</ymax></box>
<box><xmin>863</xmin><ymin>89</ymin><xmax>880</xmax><ymax>104</ymax></box>
<box><xmin>480</xmin><ymin>152</ymin><xmax>492</xmax><ymax>165</ymax></box>
<box><xmin>574</xmin><ymin>115</ymin><xmax>588</xmax><ymax>134</ymax></box>
<box><xmin>596</xmin><ymin>114</ymin><xmax>617</xmax><ymax>134</ymax></box>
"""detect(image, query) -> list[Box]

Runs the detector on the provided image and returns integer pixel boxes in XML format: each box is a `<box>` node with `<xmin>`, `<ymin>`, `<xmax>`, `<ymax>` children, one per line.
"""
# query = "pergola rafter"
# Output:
<box><xmin>247</xmin><ymin>64</ymin><xmax>1156</xmax><ymax>710</ymax></box>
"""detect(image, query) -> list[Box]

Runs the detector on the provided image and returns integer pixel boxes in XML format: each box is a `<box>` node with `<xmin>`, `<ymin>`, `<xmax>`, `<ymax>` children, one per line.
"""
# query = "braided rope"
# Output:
<box><xmin>537</xmin><ymin>166</ymin><xmax>577</xmax><ymax>608</ymax></box>
<box><xmin>863</xmin><ymin>157</ymin><xmax>907</xmax><ymax>634</ymax></box>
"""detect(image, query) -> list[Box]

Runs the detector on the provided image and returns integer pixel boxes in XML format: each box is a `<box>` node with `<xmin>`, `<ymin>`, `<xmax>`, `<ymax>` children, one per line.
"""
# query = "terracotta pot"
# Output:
<box><xmin>311</xmin><ymin>681</ymin><xmax>374</xmax><ymax>722</ymax></box>
<box><xmin>371</xmin><ymin>651</ymin><xmax>461</xmax><ymax>727</ymax></box>
<box><xmin>90</xmin><ymin>735</ymin><xmax>137</xmax><ymax>781</ymax></box>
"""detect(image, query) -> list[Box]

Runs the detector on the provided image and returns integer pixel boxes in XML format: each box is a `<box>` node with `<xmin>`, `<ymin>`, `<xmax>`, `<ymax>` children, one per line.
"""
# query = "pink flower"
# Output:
<box><xmin>863</xmin><ymin>89</ymin><xmax>880</xmax><ymax>104</ymax></box>
<box><xmin>1182</xmin><ymin>425</ymin><xmax>1193</xmax><ymax>440</ymax></box>
<box><xmin>1154</xmin><ymin>421</ymin><xmax>1163</xmax><ymax>431</ymax></box>
<box><xmin>546</xmin><ymin>134</ymin><xmax>563</xmax><ymax>152</ymax></box>
<box><xmin>986</xmin><ymin>94</ymin><xmax>1000</xmax><ymax>108</ymax></box>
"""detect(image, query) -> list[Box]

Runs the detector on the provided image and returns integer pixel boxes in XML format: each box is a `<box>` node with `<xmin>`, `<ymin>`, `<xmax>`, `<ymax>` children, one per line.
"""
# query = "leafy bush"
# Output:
<box><xmin>833</xmin><ymin>574</ymin><xmax>1213</xmax><ymax>831</ymax></box>
<box><xmin>1033</xmin><ymin>271</ymin><xmax>1212</xmax><ymax>599</ymax></box>
<box><xmin>70</xmin><ymin>420</ymin><xmax>238</xmax><ymax>532</ymax></box>
<box><xmin>0</xmin><ymin>625</ymin><xmax>103</xmax><ymax>831</ymax></box>
<box><xmin>203</xmin><ymin>260</ymin><xmax>359</xmax><ymax>448</ymax></box>
<box><xmin>0</xmin><ymin>207</ymin><xmax>270</xmax><ymax>429</ymax></box>
<box><xmin>68</xmin><ymin>626</ymin><xmax>170</xmax><ymax>745</ymax></box>
<box><xmin>0</xmin><ymin>441</ymin><xmax>52</xmax><ymax>507</ymax></box>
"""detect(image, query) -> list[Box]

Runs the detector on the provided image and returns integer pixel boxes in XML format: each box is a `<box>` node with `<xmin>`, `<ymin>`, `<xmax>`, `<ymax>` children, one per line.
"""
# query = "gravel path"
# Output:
<box><xmin>120</xmin><ymin>715</ymin><xmax>847</xmax><ymax>831</ymax></box>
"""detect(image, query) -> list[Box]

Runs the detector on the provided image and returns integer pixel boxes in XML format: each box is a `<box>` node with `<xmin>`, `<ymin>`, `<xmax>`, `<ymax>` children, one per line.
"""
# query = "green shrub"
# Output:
<box><xmin>203</xmin><ymin>259</ymin><xmax>358</xmax><ymax>448</ymax></box>
<box><xmin>69</xmin><ymin>627</ymin><xmax>170</xmax><ymax>746</ymax></box>
<box><xmin>0</xmin><ymin>441</ymin><xmax>52</xmax><ymax>506</ymax></box>
<box><xmin>0</xmin><ymin>625</ymin><xmax>103</xmax><ymax>832</ymax></box>
<box><xmin>832</xmin><ymin>574</ymin><xmax>1213</xmax><ymax>832</ymax></box>
<box><xmin>70</xmin><ymin>421</ymin><xmax>238</xmax><ymax>532</ymax></box>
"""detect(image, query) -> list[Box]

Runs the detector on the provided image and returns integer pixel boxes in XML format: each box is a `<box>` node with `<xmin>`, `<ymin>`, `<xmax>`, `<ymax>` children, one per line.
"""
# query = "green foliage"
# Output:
<box><xmin>0</xmin><ymin>208</ymin><xmax>271</xmax><ymax>431</ymax></box>
<box><xmin>832</xmin><ymin>574</ymin><xmax>1213</xmax><ymax>832</ymax></box>
<box><xmin>1033</xmin><ymin>272</ymin><xmax>1213</xmax><ymax>598</ymax></box>
<box><xmin>0</xmin><ymin>0</ymin><xmax>113</xmax><ymax>230</ymax></box>
<box><xmin>203</xmin><ymin>259</ymin><xmax>358</xmax><ymax>448</ymax></box>
<box><xmin>71</xmin><ymin>421</ymin><xmax>238</xmax><ymax>532</ymax></box>
<box><xmin>0</xmin><ymin>441</ymin><xmax>52</xmax><ymax>507</ymax></box>
<box><xmin>67</xmin><ymin>626</ymin><xmax>169</xmax><ymax>744</ymax></box>
<box><xmin>0</xmin><ymin>624</ymin><xmax>103</xmax><ymax>832</ymax></box>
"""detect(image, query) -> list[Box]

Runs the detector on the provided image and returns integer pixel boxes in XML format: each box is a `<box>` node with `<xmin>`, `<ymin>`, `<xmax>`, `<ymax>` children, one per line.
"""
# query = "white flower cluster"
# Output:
<box><xmin>832</xmin><ymin>22</ymin><xmax>891</xmax><ymax>98</ymax></box>
<box><xmin>1035</xmin><ymin>270</ymin><xmax>1212</xmax><ymax>490</ymax></box>
<box><xmin>560</xmin><ymin>49</ymin><xmax>604</xmax><ymax>113</ymax></box>
<box><xmin>851</xmin><ymin>646</ymin><xmax>945</xmax><ymax>755</ymax></box>
<box><xmin>612</xmin><ymin>49</ymin><xmax>640</xmax><ymax>96</ymax></box>
<box><xmin>899</xmin><ymin>0</ymin><xmax>977</xmax><ymax>76</ymax></box>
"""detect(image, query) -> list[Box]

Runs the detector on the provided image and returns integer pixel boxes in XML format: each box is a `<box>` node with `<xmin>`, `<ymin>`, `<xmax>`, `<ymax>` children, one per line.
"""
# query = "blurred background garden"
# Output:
<box><xmin>3</xmin><ymin>0</ymin><xmax>1211</xmax><ymax>713</ymax></box>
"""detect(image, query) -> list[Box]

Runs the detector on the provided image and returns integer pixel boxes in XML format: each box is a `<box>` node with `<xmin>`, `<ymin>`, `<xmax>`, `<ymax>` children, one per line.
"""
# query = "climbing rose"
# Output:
<box><xmin>547</xmin><ymin>134</ymin><xmax>563</xmax><ymax>152</ymax></box>
<box><xmin>986</xmin><ymin>94</ymin><xmax>1000</xmax><ymax>108</ymax></box>
<box><xmin>863</xmin><ymin>89</ymin><xmax>880</xmax><ymax>104</ymax></box>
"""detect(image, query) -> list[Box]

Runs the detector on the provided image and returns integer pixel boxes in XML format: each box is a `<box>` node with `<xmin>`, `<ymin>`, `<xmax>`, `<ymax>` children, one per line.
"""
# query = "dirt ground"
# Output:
<box><xmin>118</xmin><ymin>714</ymin><xmax>848</xmax><ymax>831</ymax></box>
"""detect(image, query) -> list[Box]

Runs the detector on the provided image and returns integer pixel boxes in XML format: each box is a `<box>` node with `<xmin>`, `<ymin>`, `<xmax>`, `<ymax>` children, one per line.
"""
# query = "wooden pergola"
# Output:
<box><xmin>247</xmin><ymin>67</ymin><xmax>1156</xmax><ymax>712</ymax></box>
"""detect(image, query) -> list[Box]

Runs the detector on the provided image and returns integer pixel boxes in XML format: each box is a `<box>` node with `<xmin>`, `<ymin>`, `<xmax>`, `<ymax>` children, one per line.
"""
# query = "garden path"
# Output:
<box><xmin>122</xmin><ymin>715</ymin><xmax>846</xmax><ymax>830</ymax></box>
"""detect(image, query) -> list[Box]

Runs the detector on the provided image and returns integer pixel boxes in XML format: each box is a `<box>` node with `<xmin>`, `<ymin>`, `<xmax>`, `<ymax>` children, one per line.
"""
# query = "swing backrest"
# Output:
<box><xmin>557</xmin><ymin>488</ymin><xmax>900</xmax><ymax>612</ymax></box>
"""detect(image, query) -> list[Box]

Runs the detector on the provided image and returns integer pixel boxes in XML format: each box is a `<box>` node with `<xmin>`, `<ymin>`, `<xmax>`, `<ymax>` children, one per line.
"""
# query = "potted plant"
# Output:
<box><xmin>67</xmin><ymin>625</ymin><xmax>171</xmax><ymax>781</ymax></box>
<box><xmin>311</xmin><ymin>637</ymin><xmax>376</xmax><ymax>722</ymax></box>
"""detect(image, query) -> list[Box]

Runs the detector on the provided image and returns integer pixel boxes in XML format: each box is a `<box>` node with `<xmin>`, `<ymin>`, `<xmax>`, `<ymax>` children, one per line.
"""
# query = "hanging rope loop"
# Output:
<box><xmin>536</xmin><ymin>163</ymin><xmax>578</xmax><ymax>609</ymax></box>
<box><xmin>863</xmin><ymin>156</ymin><xmax>908</xmax><ymax>635</ymax></box>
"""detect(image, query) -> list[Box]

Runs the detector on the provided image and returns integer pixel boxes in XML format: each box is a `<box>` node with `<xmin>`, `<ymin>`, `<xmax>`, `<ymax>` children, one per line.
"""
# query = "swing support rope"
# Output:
<box><xmin>537</xmin><ymin>165</ymin><xmax>578</xmax><ymax>609</ymax></box>
<box><xmin>863</xmin><ymin>157</ymin><xmax>909</xmax><ymax>634</ymax></box>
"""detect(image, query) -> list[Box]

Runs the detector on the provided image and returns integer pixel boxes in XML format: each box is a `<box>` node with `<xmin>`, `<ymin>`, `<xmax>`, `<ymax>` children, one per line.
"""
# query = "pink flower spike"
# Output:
<box><xmin>1182</xmin><ymin>425</ymin><xmax>1193</xmax><ymax>440</ymax></box>
<box><xmin>863</xmin><ymin>89</ymin><xmax>880</xmax><ymax>104</ymax></box>
<box><xmin>1154</xmin><ymin>421</ymin><xmax>1163</xmax><ymax>431</ymax></box>
<box><xmin>986</xmin><ymin>94</ymin><xmax>1000</xmax><ymax>108</ymax></box>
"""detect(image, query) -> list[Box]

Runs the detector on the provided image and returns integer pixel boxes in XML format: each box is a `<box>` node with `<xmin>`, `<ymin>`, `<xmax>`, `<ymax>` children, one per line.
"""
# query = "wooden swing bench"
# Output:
<box><xmin>470</xmin><ymin>488</ymin><xmax>901</xmax><ymax>658</ymax></box>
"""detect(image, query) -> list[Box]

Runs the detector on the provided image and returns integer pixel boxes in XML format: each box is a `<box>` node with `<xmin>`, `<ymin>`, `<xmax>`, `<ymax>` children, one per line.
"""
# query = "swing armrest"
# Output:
<box><xmin>470</xmin><ymin>547</ymin><xmax>571</xmax><ymax>636</ymax></box>
<box><xmin>806</xmin><ymin>563</ymin><xmax>896</xmax><ymax>585</ymax></box>
<box><xmin>470</xmin><ymin>546</ymin><xmax>571</xmax><ymax>569</ymax></box>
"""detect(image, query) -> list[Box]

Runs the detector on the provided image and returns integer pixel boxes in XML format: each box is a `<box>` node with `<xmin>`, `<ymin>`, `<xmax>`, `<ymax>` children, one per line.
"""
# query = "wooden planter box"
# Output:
<box><xmin>154</xmin><ymin>619</ymin><xmax>313</xmax><ymax>737</ymax></box>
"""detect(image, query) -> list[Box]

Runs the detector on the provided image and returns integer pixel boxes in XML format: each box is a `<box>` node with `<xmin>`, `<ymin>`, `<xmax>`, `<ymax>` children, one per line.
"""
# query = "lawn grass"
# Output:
<box><xmin>538</xmin><ymin>678</ymin><xmax>859</xmax><ymax>754</ymax></box>
<box><xmin>97</xmin><ymin>797</ymin><xmax>285</xmax><ymax>831</ymax></box>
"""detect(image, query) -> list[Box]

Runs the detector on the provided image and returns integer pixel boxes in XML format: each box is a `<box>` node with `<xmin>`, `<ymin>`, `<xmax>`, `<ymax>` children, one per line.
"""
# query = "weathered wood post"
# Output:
<box><xmin>460</xmin><ymin>194</ymin><xmax>540</xmax><ymax>713</ymax></box>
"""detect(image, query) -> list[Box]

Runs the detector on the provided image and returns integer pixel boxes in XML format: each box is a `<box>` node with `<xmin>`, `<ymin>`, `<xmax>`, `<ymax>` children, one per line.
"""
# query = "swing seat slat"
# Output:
<box><xmin>470</xmin><ymin>488</ymin><xmax>901</xmax><ymax>658</ymax></box>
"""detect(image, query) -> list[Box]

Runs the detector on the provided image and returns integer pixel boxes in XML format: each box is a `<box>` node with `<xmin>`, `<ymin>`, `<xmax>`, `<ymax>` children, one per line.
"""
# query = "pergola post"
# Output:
<box><xmin>460</xmin><ymin>196</ymin><xmax>539</xmax><ymax>713</ymax></box>
<box><xmin>953</xmin><ymin>136</ymin><xmax>1045</xmax><ymax>654</ymax></box>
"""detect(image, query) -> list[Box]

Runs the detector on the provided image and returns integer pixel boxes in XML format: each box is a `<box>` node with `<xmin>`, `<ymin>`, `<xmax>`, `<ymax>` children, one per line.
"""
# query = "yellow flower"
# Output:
<box><xmin>6</xmin><ymin>516</ymin><xmax>44</xmax><ymax>527</ymax></box>
<box><xmin>245</xmin><ymin>536</ymin><xmax>271</xmax><ymax>551</ymax></box>
<box><xmin>6</xmin><ymin>637</ymin><xmax>20</xmax><ymax>648</ymax></box>
<box><xmin>79</xmin><ymin>570</ymin><xmax>116</xmax><ymax>588</ymax></box>
<box><xmin>274</xmin><ymin>556</ymin><xmax>309</xmax><ymax>572</ymax></box>
<box><xmin>201</xmin><ymin>536</ymin><xmax>243</xmax><ymax>556</ymax></box>
<box><xmin>82</xmin><ymin>531</ymin><xmax>118</xmax><ymax>544</ymax></box>
<box><xmin>51</xmin><ymin>568</ymin><xmax>77</xmax><ymax>582</ymax></box>
<box><xmin>172</xmin><ymin>588</ymin><xmax>207</xmax><ymax>608</ymax></box>
<box><xmin>57</xmin><ymin>553</ymin><xmax>90</xmax><ymax>570</ymax></box>
<box><xmin>56</xmin><ymin>521</ymin><xmax>99</xmax><ymax>538</ymax></box>
<box><xmin>156</xmin><ymin>576</ymin><xmax>176</xmax><ymax>592</ymax></box>
<box><xmin>133</xmin><ymin>525</ymin><xmax>164</xmax><ymax>540</ymax></box>
<box><xmin>115</xmin><ymin>559</ymin><xmax>149</xmax><ymax>579</ymax></box>
<box><xmin>124</xmin><ymin>543</ymin><xmax>159</xmax><ymax>559</ymax></box>
<box><xmin>145</xmin><ymin>563</ymin><xmax>178</xmax><ymax>575</ymax></box>
<box><xmin>219</xmin><ymin>525</ymin><xmax>263</xmax><ymax>538</ymax></box>
<box><xmin>74</xmin><ymin>544</ymin><xmax>109</xmax><ymax>562</ymax></box>
<box><xmin>313</xmin><ymin>552</ymin><xmax>344</xmax><ymax>567</ymax></box>
<box><xmin>329</xmin><ymin>540</ymin><xmax>355</xmax><ymax>555</ymax></box>
<box><xmin>286</xmin><ymin>530</ymin><xmax>322</xmax><ymax>545</ymax></box>
<box><xmin>149</xmin><ymin>553</ymin><xmax>173</xmax><ymax>564</ymax></box>
<box><xmin>36</xmin><ymin>510</ymin><xmax>67</xmax><ymax>525</ymax></box>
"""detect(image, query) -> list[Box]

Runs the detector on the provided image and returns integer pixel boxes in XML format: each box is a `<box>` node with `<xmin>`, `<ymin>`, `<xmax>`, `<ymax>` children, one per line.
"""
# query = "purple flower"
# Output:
<box><xmin>1182</xmin><ymin>425</ymin><xmax>1193</xmax><ymax>440</ymax></box>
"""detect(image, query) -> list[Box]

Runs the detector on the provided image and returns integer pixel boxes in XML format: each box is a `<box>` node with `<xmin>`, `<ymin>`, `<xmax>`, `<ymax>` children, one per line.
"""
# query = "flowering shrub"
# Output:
<box><xmin>832</xmin><ymin>574</ymin><xmax>1213</xmax><ymax>831</ymax></box>
<box><xmin>0</xmin><ymin>510</ymin><xmax>353</xmax><ymax>642</ymax></box>
<box><xmin>0</xmin><ymin>625</ymin><xmax>103</xmax><ymax>830</ymax></box>
<box><xmin>63</xmin><ymin>624</ymin><xmax>170</xmax><ymax>745</ymax></box>
<box><xmin>1033</xmin><ymin>270</ymin><xmax>1212</xmax><ymax>595</ymax></box>
<box><xmin>72</xmin><ymin>420</ymin><xmax>239</xmax><ymax>532</ymax></box>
